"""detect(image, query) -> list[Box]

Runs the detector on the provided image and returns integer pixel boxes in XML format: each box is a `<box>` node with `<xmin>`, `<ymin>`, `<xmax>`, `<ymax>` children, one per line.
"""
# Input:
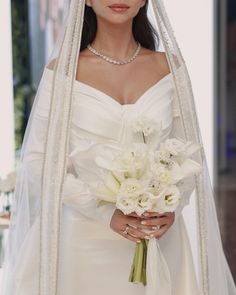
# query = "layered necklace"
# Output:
<box><xmin>87</xmin><ymin>42</ymin><xmax>141</xmax><ymax>65</ymax></box>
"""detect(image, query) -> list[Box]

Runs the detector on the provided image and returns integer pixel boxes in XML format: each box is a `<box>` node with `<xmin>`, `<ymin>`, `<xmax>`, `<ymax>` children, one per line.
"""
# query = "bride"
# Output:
<box><xmin>2</xmin><ymin>0</ymin><xmax>236</xmax><ymax>295</ymax></box>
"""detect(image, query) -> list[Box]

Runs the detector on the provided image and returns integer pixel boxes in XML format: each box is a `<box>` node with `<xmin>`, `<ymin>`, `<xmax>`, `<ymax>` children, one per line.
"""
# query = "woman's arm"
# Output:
<box><xmin>169</xmin><ymin>91</ymin><xmax>196</xmax><ymax>220</ymax></box>
<box><xmin>24</xmin><ymin>66</ymin><xmax>117</xmax><ymax>227</ymax></box>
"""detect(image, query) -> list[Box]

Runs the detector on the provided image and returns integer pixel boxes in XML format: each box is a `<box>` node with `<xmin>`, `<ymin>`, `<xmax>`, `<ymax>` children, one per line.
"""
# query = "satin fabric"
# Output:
<box><xmin>12</xmin><ymin>67</ymin><xmax>200</xmax><ymax>295</ymax></box>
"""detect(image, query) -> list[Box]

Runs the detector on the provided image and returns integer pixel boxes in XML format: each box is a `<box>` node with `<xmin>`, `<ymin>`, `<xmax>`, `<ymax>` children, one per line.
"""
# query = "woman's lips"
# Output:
<box><xmin>108</xmin><ymin>4</ymin><xmax>130</xmax><ymax>12</ymax></box>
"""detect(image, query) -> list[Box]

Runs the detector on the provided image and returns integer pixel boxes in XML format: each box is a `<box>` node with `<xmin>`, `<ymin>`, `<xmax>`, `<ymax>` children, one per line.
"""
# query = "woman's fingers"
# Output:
<box><xmin>110</xmin><ymin>209</ymin><xmax>174</xmax><ymax>243</ymax></box>
<box><xmin>127</xmin><ymin>216</ymin><xmax>159</xmax><ymax>230</ymax></box>
<box><xmin>148</xmin><ymin>213</ymin><xmax>175</xmax><ymax>239</ymax></box>
<box><xmin>119</xmin><ymin>230</ymin><xmax>142</xmax><ymax>243</ymax></box>
<box><xmin>126</xmin><ymin>225</ymin><xmax>150</xmax><ymax>239</ymax></box>
<box><xmin>118</xmin><ymin>225</ymin><xmax>147</xmax><ymax>243</ymax></box>
<box><xmin>139</xmin><ymin>216</ymin><xmax>169</xmax><ymax>227</ymax></box>
<box><xmin>119</xmin><ymin>225</ymin><xmax>152</xmax><ymax>243</ymax></box>
<box><xmin>150</xmin><ymin>224</ymin><xmax>169</xmax><ymax>239</ymax></box>
<box><xmin>127</xmin><ymin>211</ymin><xmax>165</xmax><ymax>219</ymax></box>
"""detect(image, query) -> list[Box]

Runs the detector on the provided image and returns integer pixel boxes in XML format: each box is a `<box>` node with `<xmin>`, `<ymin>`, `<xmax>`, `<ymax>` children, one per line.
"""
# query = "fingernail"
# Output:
<box><xmin>152</xmin><ymin>226</ymin><xmax>157</xmax><ymax>230</ymax></box>
<box><xmin>141</xmin><ymin>221</ymin><xmax>146</xmax><ymax>225</ymax></box>
<box><xmin>149</xmin><ymin>234</ymin><xmax>154</xmax><ymax>238</ymax></box>
<box><xmin>145</xmin><ymin>235</ymin><xmax>150</xmax><ymax>239</ymax></box>
<box><xmin>137</xmin><ymin>240</ymin><xmax>141</xmax><ymax>243</ymax></box>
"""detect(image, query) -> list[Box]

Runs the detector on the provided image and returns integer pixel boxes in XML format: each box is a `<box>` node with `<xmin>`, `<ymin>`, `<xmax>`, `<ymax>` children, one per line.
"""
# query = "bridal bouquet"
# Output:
<box><xmin>93</xmin><ymin>137</ymin><xmax>202</xmax><ymax>286</ymax></box>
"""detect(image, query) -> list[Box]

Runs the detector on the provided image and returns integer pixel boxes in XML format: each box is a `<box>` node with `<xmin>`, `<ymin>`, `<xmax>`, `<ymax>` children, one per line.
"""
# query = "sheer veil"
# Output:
<box><xmin>2</xmin><ymin>0</ymin><xmax>236</xmax><ymax>294</ymax></box>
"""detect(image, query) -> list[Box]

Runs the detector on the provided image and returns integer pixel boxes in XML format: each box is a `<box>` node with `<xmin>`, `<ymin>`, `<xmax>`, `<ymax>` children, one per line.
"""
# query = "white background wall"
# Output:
<box><xmin>0</xmin><ymin>0</ymin><xmax>15</xmax><ymax>288</ymax></box>
<box><xmin>0</xmin><ymin>0</ymin><xmax>15</xmax><ymax>177</ymax></box>
<box><xmin>163</xmin><ymin>0</ymin><xmax>215</xmax><ymax>283</ymax></box>
<box><xmin>164</xmin><ymin>0</ymin><xmax>214</xmax><ymax>182</ymax></box>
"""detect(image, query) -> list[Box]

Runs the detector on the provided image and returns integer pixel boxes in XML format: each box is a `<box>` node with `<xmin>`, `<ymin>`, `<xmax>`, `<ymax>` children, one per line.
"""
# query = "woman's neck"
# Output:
<box><xmin>90</xmin><ymin>18</ymin><xmax>138</xmax><ymax>59</ymax></box>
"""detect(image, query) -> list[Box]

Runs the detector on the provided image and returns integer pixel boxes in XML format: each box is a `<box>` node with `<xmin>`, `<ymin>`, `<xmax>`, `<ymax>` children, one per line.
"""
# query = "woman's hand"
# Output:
<box><xmin>130</xmin><ymin>211</ymin><xmax>175</xmax><ymax>240</ymax></box>
<box><xmin>110</xmin><ymin>209</ymin><xmax>151</xmax><ymax>243</ymax></box>
<box><xmin>110</xmin><ymin>209</ymin><xmax>175</xmax><ymax>242</ymax></box>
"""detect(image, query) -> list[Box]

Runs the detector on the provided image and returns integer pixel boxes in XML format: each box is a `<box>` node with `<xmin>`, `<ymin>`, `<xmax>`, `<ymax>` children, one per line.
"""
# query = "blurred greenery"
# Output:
<box><xmin>11</xmin><ymin>0</ymin><xmax>35</xmax><ymax>151</ymax></box>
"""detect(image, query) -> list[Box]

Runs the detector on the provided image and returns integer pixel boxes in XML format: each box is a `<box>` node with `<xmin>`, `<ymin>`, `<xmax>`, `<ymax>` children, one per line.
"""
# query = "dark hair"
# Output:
<box><xmin>80</xmin><ymin>1</ymin><xmax>159</xmax><ymax>51</ymax></box>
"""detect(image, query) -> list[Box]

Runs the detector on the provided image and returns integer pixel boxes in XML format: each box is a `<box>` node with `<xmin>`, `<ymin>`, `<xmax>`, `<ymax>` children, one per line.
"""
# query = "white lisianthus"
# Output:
<box><xmin>135</xmin><ymin>192</ymin><xmax>153</xmax><ymax>216</ymax></box>
<box><xmin>147</xmin><ymin>178</ymin><xmax>164</xmax><ymax>195</ymax></box>
<box><xmin>155</xmin><ymin>150</ymin><xmax>173</xmax><ymax>167</ymax></box>
<box><xmin>132</xmin><ymin>115</ymin><xmax>156</xmax><ymax>137</ymax></box>
<box><xmin>118</xmin><ymin>178</ymin><xmax>144</xmax><ymax>198</ymax></box>
<box><xmin>151</xmin><ymin>185</ymin><xmax>181</xmax><ymax>213</ymax></box>
<box><xmin>152</xmin><ymin>166</ymin><xmax>173</xmax><ymax>185</ymax></box>
<box><xmin>158</xmin><ymin>170</ymin><xmax>172</xmax><ymax>184</ymax></box>
<box><xmin>161</xmin><ymin>138</ymin><xmax>202</xmax><ymax>163</ymax></box>
<box><xmin>116</xmin><ymin>195</ymin><xmax>136</xmax><ymax>215</ymax></box>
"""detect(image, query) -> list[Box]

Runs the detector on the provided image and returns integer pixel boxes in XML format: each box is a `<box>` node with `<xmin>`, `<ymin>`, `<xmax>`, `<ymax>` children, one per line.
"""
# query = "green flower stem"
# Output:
<box><xmin>128</xmin><ymin>239</ymin><xmax>149</xmax><ymax>286</ymax></box>
<box><xmin>142</xmin><ymin>132</ymin><xmax>146</xmax><ymax>144</ymax></box>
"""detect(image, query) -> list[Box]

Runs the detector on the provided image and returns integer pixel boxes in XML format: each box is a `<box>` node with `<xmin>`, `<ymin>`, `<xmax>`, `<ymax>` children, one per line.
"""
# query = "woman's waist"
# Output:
<box><xmin>61</xmin><ymin>204</ymin><xmax>125</xmax><ymax>242</ymax></box>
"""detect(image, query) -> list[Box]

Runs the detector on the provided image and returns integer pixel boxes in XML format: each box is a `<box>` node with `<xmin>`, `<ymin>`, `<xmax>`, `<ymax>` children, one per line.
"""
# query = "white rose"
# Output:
<box><xmin>154</xmin><ymin>166</ymin><xmax>173</xmax><ymax>184</ymax></box>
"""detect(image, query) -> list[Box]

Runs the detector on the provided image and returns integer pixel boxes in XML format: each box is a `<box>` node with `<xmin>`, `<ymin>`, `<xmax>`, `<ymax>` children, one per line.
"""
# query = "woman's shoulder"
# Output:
<box><xmin>140</xmin><ymin>47</ymin><xmax>170</xmax><ymax>74</ymax></box>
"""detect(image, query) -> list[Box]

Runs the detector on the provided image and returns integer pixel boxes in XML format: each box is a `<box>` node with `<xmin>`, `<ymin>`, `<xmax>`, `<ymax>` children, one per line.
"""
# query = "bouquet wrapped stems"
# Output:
<box><xmin>129</xmin><ymin>239</ymin><xmax>149</xmax><ymax>285</ymax></box>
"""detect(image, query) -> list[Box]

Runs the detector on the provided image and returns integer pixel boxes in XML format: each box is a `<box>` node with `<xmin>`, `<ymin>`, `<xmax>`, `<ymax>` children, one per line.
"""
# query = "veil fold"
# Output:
<box><xmin>2</xmin><ymin>0</ymin><xmax>236</xmax><ymax>294</ymax></box>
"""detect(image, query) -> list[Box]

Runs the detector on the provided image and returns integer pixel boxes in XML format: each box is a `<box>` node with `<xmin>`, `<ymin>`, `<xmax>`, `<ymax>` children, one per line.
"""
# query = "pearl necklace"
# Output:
<box><xmin>86</xmin><ymin>42</ymin><xmax>141</xmax><ymax>65</ymax></box>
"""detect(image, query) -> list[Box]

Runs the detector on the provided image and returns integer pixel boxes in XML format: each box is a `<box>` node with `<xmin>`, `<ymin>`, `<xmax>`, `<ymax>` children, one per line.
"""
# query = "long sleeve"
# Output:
<box><xmin>169</xmin><ymin>92</ymin><xmax>196</xmax><ymax>220</ymax></box>
<box><xmin>61</xmin><ymin>170</ymin><xmax>116</xmax><ymax>226</ymax></box>
<box><xmin>25</xmin><ymin>68</ymin><xmax>116</xmax><ymax>228</ymax></box>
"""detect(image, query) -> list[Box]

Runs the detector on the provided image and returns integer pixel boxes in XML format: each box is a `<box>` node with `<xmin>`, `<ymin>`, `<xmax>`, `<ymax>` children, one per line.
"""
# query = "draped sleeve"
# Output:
<box><xmin>28</xmin><ymin>68</ymin><xmax>116</xmax><ymax>227</ymax></box>
<box><xmin>169</xmin><ymin>91</ymin><xmax>196</xmax><ymax>220</ymax></box>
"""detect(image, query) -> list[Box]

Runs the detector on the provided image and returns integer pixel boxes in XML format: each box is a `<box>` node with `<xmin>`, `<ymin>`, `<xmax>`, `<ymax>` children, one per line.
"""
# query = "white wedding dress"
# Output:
<box><xmin>12</xmin><ymin>67</ymin><xmax>201</xmax><ymax>295</ymax></box>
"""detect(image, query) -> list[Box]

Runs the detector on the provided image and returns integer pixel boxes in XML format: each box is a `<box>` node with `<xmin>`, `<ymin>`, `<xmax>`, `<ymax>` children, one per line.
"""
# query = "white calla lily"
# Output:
<box><xmin>180</xmin><ymin>159</ymin><xmax>202</xmax><ymax>177</ymax></box>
